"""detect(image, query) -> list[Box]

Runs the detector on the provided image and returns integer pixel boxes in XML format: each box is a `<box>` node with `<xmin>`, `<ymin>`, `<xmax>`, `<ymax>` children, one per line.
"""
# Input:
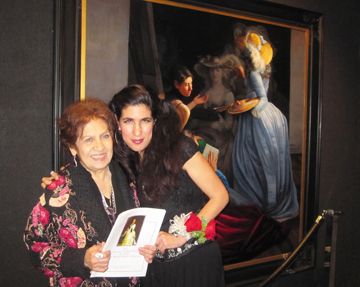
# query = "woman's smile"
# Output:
<box><xmin>90</xmin><ymin>153</ymin><xmax>107</xmax><ymax>161</ymax></box>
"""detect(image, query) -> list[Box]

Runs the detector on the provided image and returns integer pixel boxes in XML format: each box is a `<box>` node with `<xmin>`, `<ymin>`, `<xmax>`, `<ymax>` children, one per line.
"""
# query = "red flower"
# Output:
<box><xmin>184</xmin><ymin>213</ymin><xmax>202</xmax><ymax>232</ymax></box>
<box><xmin>57</xmin><ymin>175</ymin><xmax>66</xmax><ymax>185</ymax></box>
<box><xmin>43</xmin><ymin>269</ymin><xmax>55</xmax><ymax>277</ymax></box>
<box><xmin>31</xmin><ymin>242</ymin><xmax>50</xmax><ymax>252</ymax></box>
<box><xmin>47</xmin><ymin>181</ymin><xmax>58</xmax><ymax>190</ymax></box>
<box><xmin>59</xmin><ymin>228</ymin><xmax>77</xmax><ymax>248</ymax></box>
<box><xmin>38</xmin><ymin>206</ymin><xmax>50</xmax><ymax>226</ymax></box>
<box><xmin>204</xmin><ymin>219</ymin><xmax>216</xmax><ymax>240</ymax></box>
<box><xmin>47</xmin><ymin>175</ymin><xmax>66</xmax><ymax>190</ymax></box>
<box><xmin>59</xmin><ymin>277</ymin><xmax>82</xmax><ymax>287</ymax></box>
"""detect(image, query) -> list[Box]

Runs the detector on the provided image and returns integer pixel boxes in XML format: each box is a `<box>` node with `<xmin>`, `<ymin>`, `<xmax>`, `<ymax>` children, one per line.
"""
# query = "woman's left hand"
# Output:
<box><xmin>138</xmin><ymin>245</ymin><xmax>157</xmax><ymax>263</ymax></box>
<box><xmin>193</xmin><ymin>94</ymin><xmax>209</xmax><ymax>105</ymax></box>
<box><xmin>207</xmin><ymin>152</ymin><xmax>218</xmax><ymax>171</ymax></box>
<box><xmin>155</xmin><ymin>231</ymin><xmax>187</xmax><ymax>254</ymax></box>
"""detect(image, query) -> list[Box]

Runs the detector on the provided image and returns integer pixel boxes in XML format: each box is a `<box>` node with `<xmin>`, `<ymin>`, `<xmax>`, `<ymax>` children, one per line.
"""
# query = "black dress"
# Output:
<box><xmin>142</xmin><ymin>137</ymin><xmax>225</xmax><ymax>287</ymax></box>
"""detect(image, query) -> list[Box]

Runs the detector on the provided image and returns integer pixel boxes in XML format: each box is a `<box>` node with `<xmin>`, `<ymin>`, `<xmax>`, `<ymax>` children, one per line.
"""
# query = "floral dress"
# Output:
<box><xmin>24</xmin><ymin>161</ymin><xmax>140</xmax><ymax>287</ymax></box>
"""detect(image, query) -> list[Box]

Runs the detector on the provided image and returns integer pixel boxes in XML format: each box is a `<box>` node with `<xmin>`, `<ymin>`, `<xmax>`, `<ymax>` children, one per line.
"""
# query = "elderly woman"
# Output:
<box><xmin>24</xmin><ymin>99</ymin><xmax>155</xmax><ymax>287</ymax></box>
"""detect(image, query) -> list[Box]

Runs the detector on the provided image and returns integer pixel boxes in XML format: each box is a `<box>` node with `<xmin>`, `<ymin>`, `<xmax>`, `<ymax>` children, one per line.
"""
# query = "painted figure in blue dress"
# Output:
<box><xmin>232</xmin><ymin>27</ymin><xmax>299</xmax><ymax>221</ymax></box>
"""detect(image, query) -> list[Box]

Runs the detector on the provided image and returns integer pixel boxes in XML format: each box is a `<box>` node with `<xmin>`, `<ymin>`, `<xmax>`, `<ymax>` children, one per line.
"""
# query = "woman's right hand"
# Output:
<box><xmin>155</xmin><ymin>231</ymin><xmax>187</xmax><ymax>254</ymax></box>
<box><xmin>41</xmin><ymin>166</ymin><xmax>66</xmax><ymax>189</ymax></box>
<box><xmin>84</xmin><ymin>242</ymin><xmax>111</xmax><ymax>272</ymax></box>
<box><xmin>193</xmin><ymin>94</ymin><xmax>209</xmax><ymax>105</ymax></box>
<box><xmin>41</xmin><ymin>171</ymin><xmax>59</xmax><ymax>189</ymax></box>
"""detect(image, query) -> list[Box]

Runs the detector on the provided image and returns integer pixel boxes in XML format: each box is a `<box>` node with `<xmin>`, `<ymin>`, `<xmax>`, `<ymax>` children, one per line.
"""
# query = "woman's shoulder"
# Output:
<box><xmin>57</xmin><ymin>163</ymin><xmax>89</xmax><ymax>183</ymax></box>
<box><xmin>223</xmin><ymin>88</ymin><xmax>234</xmax><ymax>97</ymax></box>
<box><xmin>181</xmin><ymin>136</ymin><xmax>200</xmax><ymax>162</ymax></box>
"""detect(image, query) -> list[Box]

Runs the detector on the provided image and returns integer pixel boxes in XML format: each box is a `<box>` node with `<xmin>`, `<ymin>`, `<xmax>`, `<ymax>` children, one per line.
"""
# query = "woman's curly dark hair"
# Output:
<box><xmin>109</xmin><ymin>84</ymin><xmax>184</xmax><ymax>205</ymax></box>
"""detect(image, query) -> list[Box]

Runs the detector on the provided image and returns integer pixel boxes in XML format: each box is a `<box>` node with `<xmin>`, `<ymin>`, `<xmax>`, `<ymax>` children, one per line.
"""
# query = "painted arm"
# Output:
<box><xmin>248</xmin><ymin>70</ymin><xmax>269</xmax><ymax>116</ymax></box>
<box><xmin>186</xmin><ymin>94</ymin><xmax>209</xmax><ymax>110</ymax></box>
<box><xmin>223</xmin><ymin>91</ymin><xmax>235</xmax><ymax>129</ymax></box>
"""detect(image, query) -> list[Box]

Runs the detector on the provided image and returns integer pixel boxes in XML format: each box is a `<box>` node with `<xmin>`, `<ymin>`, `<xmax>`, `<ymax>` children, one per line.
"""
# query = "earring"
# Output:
<box><xmin>73</xmin><ymin>155</ymin><xmax>77</xmax><ymax>167</ymax></box>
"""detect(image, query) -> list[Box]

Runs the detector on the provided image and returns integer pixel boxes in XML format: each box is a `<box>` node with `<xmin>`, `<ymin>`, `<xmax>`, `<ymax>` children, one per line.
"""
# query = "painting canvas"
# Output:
<box><xmin>128</xmin><ymin>0</ymin><xmax>311</xmax><ymax>272</ymax></box>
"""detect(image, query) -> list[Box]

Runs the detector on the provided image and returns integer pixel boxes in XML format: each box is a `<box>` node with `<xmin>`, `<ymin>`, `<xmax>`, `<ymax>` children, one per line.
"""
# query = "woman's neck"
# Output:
<box><xmin>139</xmin><ymin>151</ymin><xmax>144</xmax><ymax>162</ymax></box>
<box><xmin>208</xmin><ymin>81</ymin><xmax>226</xmax><ymax>96</ymax></box>
<box><xmin>211</xmin><ymin>79</ymin><xmax>223</xmax><ymax>89</ymax></box>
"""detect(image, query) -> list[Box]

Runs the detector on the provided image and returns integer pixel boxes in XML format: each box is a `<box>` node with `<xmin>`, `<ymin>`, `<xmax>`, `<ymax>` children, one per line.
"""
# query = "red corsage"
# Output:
<box><xmin>184</xmin><ymin>212</ymin><xmax>202</xmax><ymax>232</ymax></box>
<box><xmin>204</xmin><ymin>219</ymin><xmax>216</xmax><ymax>241</ymax></box>
<box><xmin>184</xmin><ymin>212</ymin><xmax>216</xmax><ymax>243</ymax></box>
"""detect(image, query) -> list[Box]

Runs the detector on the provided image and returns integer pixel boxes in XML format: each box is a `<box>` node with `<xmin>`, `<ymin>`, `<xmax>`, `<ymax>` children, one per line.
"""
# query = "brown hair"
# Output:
<box><xmin>58</xmin><ymin>98</ymin><xmax>117</xmax><ymax>149</ymax></box>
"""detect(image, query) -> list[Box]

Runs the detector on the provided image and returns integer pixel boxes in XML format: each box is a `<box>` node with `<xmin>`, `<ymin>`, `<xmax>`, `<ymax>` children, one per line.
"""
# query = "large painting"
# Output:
<box><xmin>127</xmin><ymin>0</ymin><xmax>322</xmax><ymax>284</ymax></box>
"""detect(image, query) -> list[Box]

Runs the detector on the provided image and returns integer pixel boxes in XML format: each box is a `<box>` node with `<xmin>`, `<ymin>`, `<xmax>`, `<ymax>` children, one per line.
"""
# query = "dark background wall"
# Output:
<box><xmin>0</xmin><ymin>1</ymin><xmax>53</xmax><ymax>286</ymax></box>
<box><xmin>0</xmin><ymin>0</ymin><xmax>359</xmax><ymax>286</ymax></box>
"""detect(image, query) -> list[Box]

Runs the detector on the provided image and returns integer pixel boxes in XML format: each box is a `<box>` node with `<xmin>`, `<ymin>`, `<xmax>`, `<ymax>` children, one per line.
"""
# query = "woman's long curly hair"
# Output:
<box><xmin>109</xmin><ymin>84</ymin><xmax>184</xmax><ymax>205</ymax></box>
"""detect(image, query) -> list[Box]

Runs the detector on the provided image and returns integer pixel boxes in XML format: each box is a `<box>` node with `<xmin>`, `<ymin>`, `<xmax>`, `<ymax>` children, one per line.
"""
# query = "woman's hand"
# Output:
<box><xmin>187</xmin><ymin>94</ymin><xmax>209</xmax><ymax>110</ymax></box>
<box><xmin>193</xmin><ymin>94</ymin><xmax>209</xmax><ymax>105</ymax></box>
<box><xmin>41</xmin><ymin>166</ymin><xmax>66</xmax><ymax>189</ymax></box>
<box><xmin>155</xmin><ymin>231</ymin><xmax>187</xmax><ymax>254</ymax></box>
<box><xmin>138</xmin><ymin>245</ymin><xmax>157</xmax><ymax>263</ymax></box>
<box><xmin>207</xmin><ymin>152</ymin><xmax>218</xmax><ymax>171</ymax></box>
<box><xmin>84</xmin><ymin>242</ymin><xmax>111</xmax><ymax>272</ymax></box>
<box><xmin>41</xmin><ymin>171</ymin><xmax>59</xmax><ymax>189</ymax></box>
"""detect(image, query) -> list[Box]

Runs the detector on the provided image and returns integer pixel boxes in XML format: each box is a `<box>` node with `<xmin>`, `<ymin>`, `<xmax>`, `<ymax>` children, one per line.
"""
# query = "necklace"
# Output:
<box><xmin>100</xmin><ymin>169</ymin><xmax>117</xmax><ymax>224</ymax></box>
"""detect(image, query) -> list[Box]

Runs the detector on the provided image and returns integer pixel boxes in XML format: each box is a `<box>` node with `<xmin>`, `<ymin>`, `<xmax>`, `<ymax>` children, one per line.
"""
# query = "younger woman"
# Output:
<box><xmin>109</xmin><ymin>84</ymin><xmax>228</xmax><ymax>287</ymax></box>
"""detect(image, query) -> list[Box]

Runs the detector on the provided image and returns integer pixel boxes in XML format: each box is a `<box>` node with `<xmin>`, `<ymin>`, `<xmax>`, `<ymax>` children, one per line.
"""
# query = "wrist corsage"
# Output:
<box><xmin>169</xmin><ymin>212</ymin><xmax>216</xmax><ymax>244</ymax></box>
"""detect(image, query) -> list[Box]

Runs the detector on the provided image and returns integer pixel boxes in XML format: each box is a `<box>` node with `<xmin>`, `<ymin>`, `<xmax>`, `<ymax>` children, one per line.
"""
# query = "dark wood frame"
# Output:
<box><xmin>53</xmin><ymin>0</ymin><xmax>82</xmax><ymax>170</ymax></box>
<box><xmin>53</xmin><ymin>0</ymin><xmax>323</xmax><ymax>285</ymax></box>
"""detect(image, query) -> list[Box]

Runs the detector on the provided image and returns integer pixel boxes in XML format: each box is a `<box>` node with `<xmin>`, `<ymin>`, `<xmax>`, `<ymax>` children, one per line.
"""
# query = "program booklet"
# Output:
<box><xmin>91</xmin><ymin>207</ymin><xmax>166</xmax><ymax>278</ymax></box>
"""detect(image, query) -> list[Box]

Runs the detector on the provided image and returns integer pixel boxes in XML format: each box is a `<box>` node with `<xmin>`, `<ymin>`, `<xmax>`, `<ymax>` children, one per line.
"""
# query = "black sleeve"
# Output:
<box><xmin>182</xmin><ymin>136</ymin><xmax>201</xmax><ymax>164</ymax></box>
<box><xmin>60</xmin><ymin>248</ymin><xmax>90</xmax><ymax>278</ymax></box>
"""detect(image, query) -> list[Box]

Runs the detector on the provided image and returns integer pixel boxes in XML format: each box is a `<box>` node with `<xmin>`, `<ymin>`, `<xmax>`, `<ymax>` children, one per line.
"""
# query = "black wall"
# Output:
<box><xmin>0</xmin><ymin>1</ymin><xmax>53</xmax><ymax>286</ymax></box>
<box><xmin>1</xmin><ymin>0</ymin><xmax>359</xmax><ymax>286</ymax></box>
